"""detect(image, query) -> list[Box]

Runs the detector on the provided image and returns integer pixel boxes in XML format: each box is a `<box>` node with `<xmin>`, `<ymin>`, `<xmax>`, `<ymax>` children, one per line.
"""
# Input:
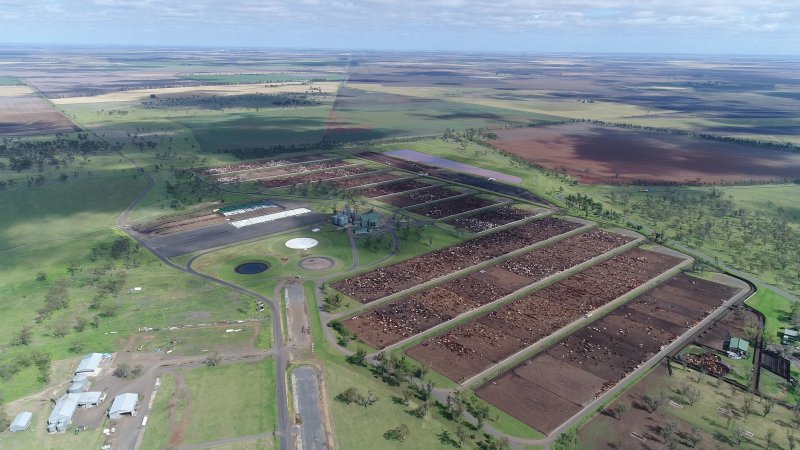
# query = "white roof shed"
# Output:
<box><xmin>9</xmin><ymin>411</ymin><xmax>33</xmax><ymax>432</ymax></box>
<box><xmin>108</xmin><ymin>393</ymin><xmax>138</xmax><ymax>420</ymax></box>
<box><xmin>48</xmin><ymin>393</ymin><xmax>80</xmax><ymax>432</ymax></box>
<box><xmin>75</xmin><ymin>353</ymin><xmax>103</xmax><ymax>375</ymax></box>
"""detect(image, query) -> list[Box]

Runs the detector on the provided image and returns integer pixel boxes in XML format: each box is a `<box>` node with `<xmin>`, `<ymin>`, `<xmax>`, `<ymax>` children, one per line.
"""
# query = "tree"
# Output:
<box><xmin>113</xmin><ymin>363</ymin><xmax>132</xmax><ymax>379</ymax></box>
<box><xmin>384</xmin><ymin>424</ymin><xmax>410</xmax><ymax>442</ymax></box>
<box><xmin>766</xmin><ymin>429</ymin><xmax>776</xmax><ymax>449</ymax></box>
<box><xmin>660</xmin><ymin>421</ymin><xmax>678</xmax><ymax>447</ymax></box>
<box><xmin>401</xmin><ymin>389</ymin><xmax>413</xmax><ymax>406</ymax></box>
<box><xmin>455</xmin><ymin>423</ymin><xmax>468</xmax><ymax>447</ymax></box>
<box><xmin>688</xmin><ymin>427</ymin><xmax>702</xmax><ymax>448</ymax></box>
<box><xmin>346</xmin><ymin>348</ymin><xmax>367</xmax><ymax>366</ymax></box>
<box><xmin>36</xmin><ymin>271</ymin><xmax>47</xmax><ymax>282</ymax></box>
<box><xmin>0</xmin><ymin>408</ymin><xmax>9</xmax><ymax>431</ymax></box>
<box><xmin>10</xmin><ymin>327</ymin><xmax>33</xmax><ymax>346</ymax></box>
<box><xmin>68</xmin><ymin>340</ymin><xmax>85</xmax><ymax>354</ymax></box>
<box><xmin>763</xmin><ymin>396</ymin><xmax>775</xmax><ymax>417</ymax></box>
<box><xmin>74</xmin><ymin>316</ymin><xmax>88</xmax><ymax>332</ymax></box>
<box><xmin>613</xmin><ymin>401</ymin><xmax>628</xmax><ymax>420</ymax></box>
<box><xmin>472</xmin><ymin>402</ymin><xmax>490</xmax><ymax>428</ymax></box>
<box><xmin>410</xmin><ymin>401</ymin><xmax>429</xmax><ymax>418</ymax></box>
<box><xmin>787</xmin><ymin>429</ymin><xmax>797</xmax><ymax>450</ymax></box>
<box><xmin>446</xmin><ymin>392</ymin><xmax>464</xmax><ymax>421</ymax></box>
<box><xmin>204</xmin><ymin>352</ymin><xmax>222</xmax><ymax>367</ymax></box>
<box><xmin>685</xmin><ymin>386</ymin><xmax>702</xmax><ymax>406</ymax></box>
<box><xmin>642</xmin><ymin>393</ymin><xmax>665</xmax><ymax>413</ymax></box>
<box><xmin>53</xmin><ymin>321</ymin><xmax>70</xmax><ymax>338</ymax></box>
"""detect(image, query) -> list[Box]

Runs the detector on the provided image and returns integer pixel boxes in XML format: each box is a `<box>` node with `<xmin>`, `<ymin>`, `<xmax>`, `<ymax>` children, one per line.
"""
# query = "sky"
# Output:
<box><xmin>0</xmin><ymin>0</ymin><xmax>798</xmax><ymax>54</ymax></box>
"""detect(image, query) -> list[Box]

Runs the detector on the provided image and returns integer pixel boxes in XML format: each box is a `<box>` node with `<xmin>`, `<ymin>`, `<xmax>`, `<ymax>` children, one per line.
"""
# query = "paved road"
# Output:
<box><xmin>112</xmin><ymin>148</ymin><xmax>292</xmax><ymax>450</ymax></box>
<box><xmin>291</xmin><ymin>366</ymin><xmax>329</xmax><ymax>450</ymax></box>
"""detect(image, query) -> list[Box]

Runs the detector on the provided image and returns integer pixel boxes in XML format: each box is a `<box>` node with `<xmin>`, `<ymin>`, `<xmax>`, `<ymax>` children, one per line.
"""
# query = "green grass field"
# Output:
<box><xmin>140</xmin><ymin>358</ymin><xmax>278</xmax><ymax>448</ymax></box>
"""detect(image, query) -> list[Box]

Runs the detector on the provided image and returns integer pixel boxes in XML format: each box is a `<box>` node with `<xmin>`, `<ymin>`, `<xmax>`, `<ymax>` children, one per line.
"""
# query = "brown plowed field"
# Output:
<box><xmin>358</xmin><ymin>179</ymin><xmax>432</xmax><ymax>197</ymax></box>
<box><xmin>216</xmin><ymin>159</ymin><xmax>350</xmax><ymax>183</ymax></box>
<box><xmin>379</xmin><ymin>186</ymin><xmax>462</xmax><ymax>208</ymax></box>
<box><xmin>331</xmin><ymin>217</ymin><xmax>582</xmax><ymax>304</ymax></box>
<box><xmin>197</xmin><ymin>154</ymin><xmax>330</xmax><ymax>176</ymax></box>
<box><xmin>260</xmin><ymin>165</ymin><xmax>376</xmax><ymax>188</ymax></box>
<box><xmin>406</xmin><ymin>248</ymin><xmax>684</xmax><ymax>383</ymax></box>
<box><xmin>328</xmin><ymin>172</ymin><xmax>401</xmax><ymax>189</ymax></box>
<box><xmin>344</xmin><ymin>229</ymin><xmax>635</xmax><ymax>349</ymax></box>
<box><xmin>445</xmin><ymin>206</ymin><xmax>541</xmax><ymax>233</ymax></box>
<box><xmin>0</xmin><ymin>86</ymin><xmax>79</xmax><ymax>135</ymax></box>
<box><xmin>476</xmin><ymin>273</ymin><xmax>740</xmax><ymax>434</ymax></box>
<box><xmin>493</xmin><ymin>123</ymin><xmax>800</xmax><ymax>184</ymax></box>
<box><xmin>408</xmin><ymin>195</ymin><xmax>500</xmax><ymax>219</ymax></box>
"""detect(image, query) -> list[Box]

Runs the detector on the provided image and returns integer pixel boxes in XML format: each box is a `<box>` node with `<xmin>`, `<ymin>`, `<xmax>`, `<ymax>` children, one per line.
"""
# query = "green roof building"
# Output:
<box><xmin>728</xmin><ymin>337</ymin><xmax>749</xmax><ymax>356</ymax></box>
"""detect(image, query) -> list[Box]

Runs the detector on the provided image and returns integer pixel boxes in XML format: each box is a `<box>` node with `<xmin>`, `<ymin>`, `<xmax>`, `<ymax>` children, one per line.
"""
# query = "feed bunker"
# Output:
<box><xmin>406</xmin><ymin>247</ymin><xmax>685</xmax><ymax>383</ymax></box>
<box><xmin>475</xmin><ymin>273</ymin><xmax>742</xmax><ymax>434</ymax></box>
<box><xmin>331</xmin><ymin>217</ymin><xmax>580</xmax><ymax>303</ymax></box>
<box><xmin>344</xmin><ymin>229</ymin><xmax>635</xmax><ymax>349</ymax></box>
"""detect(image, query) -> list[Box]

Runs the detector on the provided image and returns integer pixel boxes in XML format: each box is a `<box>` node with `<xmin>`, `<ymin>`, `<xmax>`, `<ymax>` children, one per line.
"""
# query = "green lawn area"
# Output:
<box><xmin>189</xmin><ymin>224</ymin><xmax>354</xmax><ymax>286</ymax></box>
<box><xmin>140</xmin><ymin>358</ymin><xmax>278</xmax><ymax>448</ymax></box>
<box><xmin>746</xmin><ymin>287</ymin><xmax>795</xmax><ymax>344</ymax></box>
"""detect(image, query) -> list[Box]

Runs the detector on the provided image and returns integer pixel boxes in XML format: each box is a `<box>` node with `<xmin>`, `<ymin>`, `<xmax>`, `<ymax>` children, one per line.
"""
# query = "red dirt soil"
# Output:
<box><xmin>475</xmin><ymin>273</ymin><xmax>740</xmax><ymax>435</ymax></box>
<box><xmin>407</xmin><ymin>248</ymin><xmax>685</xmax><ymax>383</ymax></box>
<box><xmin>493</xmin><ymin>123</ymin><xmax>800</xmax><ymax>184</ymax></box>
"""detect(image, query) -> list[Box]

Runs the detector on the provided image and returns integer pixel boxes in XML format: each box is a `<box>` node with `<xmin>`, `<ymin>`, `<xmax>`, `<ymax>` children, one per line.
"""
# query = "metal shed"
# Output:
<box><xmin>67</xmin><ymin>374</ymin><xmax>89</xmax><ymax>393</ymax></box>
<box><xmin>75</xmin><ymin>353</ymin><xmax>103</xmax><ymax>375</ymax></box>
<box><xmin>9</xmin><ymin>411</ymin><xmax>32</xmax><ymax>432</ymax></box>
<box><xmin>48</xmin><ymin>393</ymin><xmax>80</xmax><ymax>432</ymax></box>
<box><xmin>78</xmin><ymin>391</ymin><xmax>105</xmax><ymax>408</ymax></box>
<box><xmin>108</xmin><ymin>393</ymin><xmax>139</xmax><ymax>420</ymax></box>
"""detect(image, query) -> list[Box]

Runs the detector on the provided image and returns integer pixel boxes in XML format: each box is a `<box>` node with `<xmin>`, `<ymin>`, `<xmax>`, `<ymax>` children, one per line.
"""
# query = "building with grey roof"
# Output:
<box><xmin>48</xmin><ymin>393</ymin><xmax>80</xmax><ymax>433</ymax></box>
<box><xmin>108</xmin><ymin>393</ymin><xmax>139</xmax><ymax>420</ymax></box>
<box><xmin>9</xmin><ymin>411</ymin><xmax>32</xmax><ymax>432</ymax></box>
<box><xmin>77</xmin><ymin>391</ymin><xmax>105</xmax><ymax>408</ymax></box>
<box><xmin>67</xmin><ymin>373</ymin><xmax>90</xmax><ymax>393</ymax></box>
<box><xmin>75</xmin><ymin>353</ymin><xmax>103</xmax><ymax>376</ymax></box>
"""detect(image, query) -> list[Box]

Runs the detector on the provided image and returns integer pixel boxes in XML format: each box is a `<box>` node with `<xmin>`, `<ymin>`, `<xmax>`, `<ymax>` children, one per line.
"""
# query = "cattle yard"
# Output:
<box><xmin>260</xmin><ymin>164</ymin><xmax>377</xmax><ymax>188</ymax></box>
<box><xmin>358</xmin><ymin>178</ymin><xmax>434</xmax><ymax>198</ymax></box>
<box><xmin>475</xmin><ymin>273</ymin><xmax>743</xmax><ymax>434</ymax></box>
<box><xmin>216</xmin><ymin>159</ymin><xmax>351</xmax><ymax>183</ymax></box>
<box><xmin>377</xmin><ymin>185</ymin><xmax>463</xmax><ymax>208</ymax></box>
<box><xmin>445</xmin><ymin>205</ymin><xmax>541</xmax><ymax>233</ymax></box>
<box><xmin>406</xmin><ymin>247</ymin><xmax>686</xmax><ymax>383</ymax></box>
<box><xmin>342</xmin><ymin>229</ymin><xmax>637</xmax><ymax>349</ymax></box>
<box><xmin>330</xmin><ymin>216</ymin><xmax>581</xmax><ymax>303</ymax></box>
<box><xmin>328</xmin><ymin>172</ymin><xmax>403</xmax><ymax>189</ymax></box>
<box><xmin>407</xmin><ymin>195</ymin><xmax>503</xmax><ymax>219</ymax></box>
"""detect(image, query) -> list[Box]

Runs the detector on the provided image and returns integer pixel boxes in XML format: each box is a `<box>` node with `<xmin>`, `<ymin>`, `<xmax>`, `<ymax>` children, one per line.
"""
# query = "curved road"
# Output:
<box><xmin>114</xmin><ymin>153</ymin><xmax>292</xmax><ymax>450</ymax></box>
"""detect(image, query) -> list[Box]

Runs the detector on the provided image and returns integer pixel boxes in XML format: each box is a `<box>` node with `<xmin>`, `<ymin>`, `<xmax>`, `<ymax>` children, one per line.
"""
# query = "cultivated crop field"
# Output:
<box><xmin>0</xmin><ymin>85</ymin><xmax>79</xmax><ymax>135</ymax></box>
<box><xmin>331</xmin><ymin>216</ymin><xmax>579</xmax><ymax>303</ymax></box>
<box><xmin>476</xmin><ymin>273</ymin><xmax>742</xmax><ymax>434</ymax></box>
<box><xmin>492</xmin><ymin>122</ymin><xmax>800</xmax><ymax>184</ymax></box>
<box><xmin>406</xmin><ymin>248</ymin><xmax>685</xmax><ymax>383</ymax></box>
<box><xmin>343</xmin><ymin>229</ymin><xmax>636</xmax><ymax>349</ymax></box>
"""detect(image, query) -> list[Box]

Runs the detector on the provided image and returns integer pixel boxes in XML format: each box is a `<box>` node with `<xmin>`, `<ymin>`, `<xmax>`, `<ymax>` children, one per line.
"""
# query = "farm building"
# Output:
<box><xmin>9</xmin><ymin>411</ymin><xmax>33</xmax><ymax>432</ymax></box>
<box><xmin>67</xmin><ymin>373</ymin><xmax>89</xmax><ymax>393</ymax></box>
<box><xmin>783</xmin><ymin>328</ymin><xmax>799</xmax><ymax>346</ymax></box>
<box><xmin>108</xmin><ymin>393</ymin><xmax>139</xmax><ymax>420</ymax></box>
<box><xmin>75</xmin><ymin>353</ymin><xmax>103</xmax><ymax>376</ymax></box>
<box><xmin>48</xmin><ymin>393</ymin><xmax>80</xmax><ymax>433</ymax></box>
<box><xmin>77</xmin><ymin>391</ymin><xmax>105</xmax><ymax>408</ymax></box>
<box><xmin>727</xmin><ymin>337</ymin><xmax>749</xmax><ymax>358</ymax></box>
